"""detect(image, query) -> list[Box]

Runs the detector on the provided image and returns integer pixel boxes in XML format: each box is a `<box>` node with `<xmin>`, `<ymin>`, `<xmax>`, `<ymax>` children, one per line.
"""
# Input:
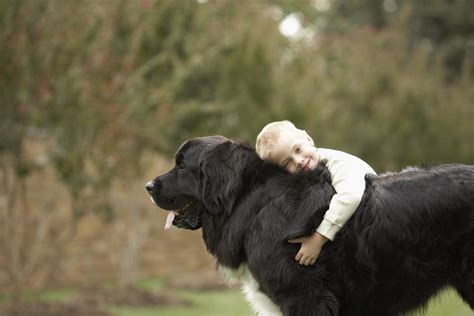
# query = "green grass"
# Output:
<box><xmin>2</xmin><ymin>280</ymin><xmax>471</xmax><ymax>315</ymax></box>
<box><xmin>107</xmin><ymin>287</ymin><xmax>472</xmax><ymax>316</ymax></box>
<box><xmin>108</xmin><ymin>286</ymin><xmax>472</xmax><ymax>316</ymax></box>
<box><xmin>108</xmin><ymin>289</ymin><xmax>252</xmax><ymax>316</ymax></box>
<box><xmin>135</xmin><ymin>277</ymin><xmax>168</xmax><ymax>291</ymax></box>
<box><xmin>416</xmin><ymin>289</ymin><xmax>472</xmax><ymax>316</ymax></box>
<box><xmin>37</xmin><ymin>287</ymin><xmax>79</xmax><ymax>302</ymax></box>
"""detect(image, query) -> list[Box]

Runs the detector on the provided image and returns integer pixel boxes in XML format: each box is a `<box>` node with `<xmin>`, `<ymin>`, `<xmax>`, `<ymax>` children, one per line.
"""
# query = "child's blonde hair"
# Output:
<box><xmin>256</xmin><ymin>120</ymin><xmax>314</xmax><ymax>160</ymax></box>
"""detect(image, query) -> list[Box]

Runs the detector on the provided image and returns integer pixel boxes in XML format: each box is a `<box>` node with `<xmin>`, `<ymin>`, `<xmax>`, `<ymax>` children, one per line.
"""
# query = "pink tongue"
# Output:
<box><xmin>165</xmin><ymin>211</ymin><xmax>176</xmax><ymax>230</ymax></box>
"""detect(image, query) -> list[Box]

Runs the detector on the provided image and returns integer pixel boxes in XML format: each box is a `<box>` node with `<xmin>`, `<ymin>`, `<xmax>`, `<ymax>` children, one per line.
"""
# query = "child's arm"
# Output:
<box><xmin>315</xmin><ymin>148</ymin><xmax>376</xmax><ymax>241</ymax></box>
<box><xmin>288</xmin><ymin>151</ymin><xmax>376</xmax><ymax>266</ymax></box>
<box><xmin>288</xmin><ymin>172</ymin><xmax>365</xmax><ymax>266</ymax></box>
<box><xmin>288</xmin><ymin>232</ymin><xmax>329</xmax><ymax>265</ymax></box>
<box><xmin>316</xmin><ymin>161</ymin><xmax>370</xmax><ymax>241</ymax></box>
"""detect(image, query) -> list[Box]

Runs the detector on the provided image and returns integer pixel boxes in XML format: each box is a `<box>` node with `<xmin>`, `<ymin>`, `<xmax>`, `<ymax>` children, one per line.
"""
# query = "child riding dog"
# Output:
<box><xmin>256</xmin><ymin>120</ymin><xmax>376</xmax><ymax>266</ymax></box>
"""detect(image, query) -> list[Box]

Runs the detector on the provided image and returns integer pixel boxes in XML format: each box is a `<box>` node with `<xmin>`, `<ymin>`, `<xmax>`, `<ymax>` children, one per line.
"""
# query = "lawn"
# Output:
<box><xmin>109</xmin><ymin>289</ymin><xmax>252</xmax><ymax>316</ymax></box>
<box><xmin>5</xmin><ymin>279</ymin><xmax>471</xmax><ymax>316</ymax></box>
<box><xmin>108</xmin><ymin>288</ymin><xmax>471</xmax><ymax>316</ymax></box>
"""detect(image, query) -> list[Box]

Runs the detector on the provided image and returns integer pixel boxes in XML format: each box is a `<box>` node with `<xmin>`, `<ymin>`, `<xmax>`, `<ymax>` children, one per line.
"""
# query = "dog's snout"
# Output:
<box><xmin>146</xmin><ymin>180</ymin><xmax>162</xmax><ymax>193</ymax></box>
<box><xmin>145</xmin><ymin>181</ymin><xmax>155</xmax><ymax>193</ymax></box>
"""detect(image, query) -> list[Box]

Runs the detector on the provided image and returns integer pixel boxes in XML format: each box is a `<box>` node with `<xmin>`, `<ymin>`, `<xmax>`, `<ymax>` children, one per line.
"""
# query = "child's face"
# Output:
<box><xmin>267</xmin><ymin>129</ymin><xmax>320</xmax><ymax>173</ymax></box>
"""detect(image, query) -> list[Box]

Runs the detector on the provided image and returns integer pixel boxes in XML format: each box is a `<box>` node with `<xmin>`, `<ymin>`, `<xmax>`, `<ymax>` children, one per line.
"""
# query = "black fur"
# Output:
<box><xmin>147</xmin><ymin>136</ymin><xmax>474</xmax><ymax>316</ymax></box>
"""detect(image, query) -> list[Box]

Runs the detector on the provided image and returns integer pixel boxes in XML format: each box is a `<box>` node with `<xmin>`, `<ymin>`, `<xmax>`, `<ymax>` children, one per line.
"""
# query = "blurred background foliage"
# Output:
<box><xmin>0</xmin><ymin>0</ymin><xmax>473</xmax><ymax>313</ymax></box>
<box><xmin>1</xmin><ymin>0</ymin><xmax>472</xmax><ymax>171</ymax></box>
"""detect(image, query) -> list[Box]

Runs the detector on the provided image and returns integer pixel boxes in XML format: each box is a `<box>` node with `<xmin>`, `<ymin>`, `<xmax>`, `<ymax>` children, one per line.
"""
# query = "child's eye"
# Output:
<box><xmin>295</xmin><ymin>146</ymin><xmax>300</xmax><ymax>153</ymax></box>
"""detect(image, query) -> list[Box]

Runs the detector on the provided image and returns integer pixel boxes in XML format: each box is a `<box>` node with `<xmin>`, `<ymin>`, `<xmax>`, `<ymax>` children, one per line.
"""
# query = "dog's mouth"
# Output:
<box><xmin>165</xmin><ymin>199</ymin><xmax>203</xmax><ymax>230</ymax></box>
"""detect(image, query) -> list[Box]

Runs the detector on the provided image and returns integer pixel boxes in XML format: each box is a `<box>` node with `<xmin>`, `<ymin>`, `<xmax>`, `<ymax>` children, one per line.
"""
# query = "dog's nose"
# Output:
<box><xmin>146</xmin><ymin>181</ymin><xmax>156</xmax><ymax>193</ymax></box>
<box><xmin>146</xmin><ymin>180</ymin><xmax>162</xmax><ymax>193</ymax></box>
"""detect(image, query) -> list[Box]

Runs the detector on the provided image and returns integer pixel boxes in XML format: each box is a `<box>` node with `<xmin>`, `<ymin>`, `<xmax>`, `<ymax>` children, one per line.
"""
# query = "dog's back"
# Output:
<box><xmin>365</xmin><ymin>164</ymin><xmax>474</xmax><ymax>239</ymax></box>
<box><xmin>244</xmin><ymin>163</ymin><xmax>474</xmax><ymax>315</ymax></box>
<box><xmin>333</xmin><ymin>164</ymin><xmax>474</xmax><ymax>314</ymax></box>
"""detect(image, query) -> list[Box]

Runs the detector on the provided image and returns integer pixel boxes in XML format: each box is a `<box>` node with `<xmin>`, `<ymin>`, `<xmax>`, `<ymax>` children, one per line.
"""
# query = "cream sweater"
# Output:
<box><xmin>315</xmin><ymin>148</ymin><xmax>377</xmax><ymax>241</ymax></box>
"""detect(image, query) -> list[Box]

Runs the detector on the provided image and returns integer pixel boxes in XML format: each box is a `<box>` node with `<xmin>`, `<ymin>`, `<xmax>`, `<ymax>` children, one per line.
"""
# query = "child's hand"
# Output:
<box><xmin>288</xmin><ymin>232</ymin><xmax>329</xmax><ymax>266</ymax></box>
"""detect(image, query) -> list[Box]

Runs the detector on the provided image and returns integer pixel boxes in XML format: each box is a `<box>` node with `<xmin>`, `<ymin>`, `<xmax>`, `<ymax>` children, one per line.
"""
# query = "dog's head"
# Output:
<box><xmin>146</xmin><ymin>136</ymin><xmax>259</xmax><ymax>230</ymax></box>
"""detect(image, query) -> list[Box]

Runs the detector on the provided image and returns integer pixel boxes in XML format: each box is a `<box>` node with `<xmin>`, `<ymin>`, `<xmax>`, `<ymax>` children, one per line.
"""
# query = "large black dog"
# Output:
<box><xmin>146</xmin><ymin>136</ymin><xmax>474</xmax><ymax>315</ymax></box>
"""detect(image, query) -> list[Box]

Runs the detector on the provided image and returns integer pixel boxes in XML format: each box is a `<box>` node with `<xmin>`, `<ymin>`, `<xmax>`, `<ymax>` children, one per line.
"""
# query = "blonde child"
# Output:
<box><xmin>256</xmin><ymin>120</ymin><xmax>376</xmax><ymax>266</ymax></box>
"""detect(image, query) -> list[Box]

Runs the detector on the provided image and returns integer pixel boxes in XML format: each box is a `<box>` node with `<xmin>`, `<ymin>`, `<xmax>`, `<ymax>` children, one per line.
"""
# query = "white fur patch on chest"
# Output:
<box><xmin>218</xmin><ymin>264</ymin><xmax>282</xmax><ymax>316</ymax></box>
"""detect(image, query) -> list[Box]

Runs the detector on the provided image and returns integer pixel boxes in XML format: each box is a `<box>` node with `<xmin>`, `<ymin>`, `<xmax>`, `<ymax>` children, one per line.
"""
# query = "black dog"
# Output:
<box><xmin>146</xmin><ymin>136</ymin><xmax>474</xmax><ymax>316</ymax></box>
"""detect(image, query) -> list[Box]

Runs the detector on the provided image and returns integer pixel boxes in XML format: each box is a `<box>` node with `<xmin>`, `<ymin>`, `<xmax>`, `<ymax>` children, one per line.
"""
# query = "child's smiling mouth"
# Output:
<box><xmin>303</xmin><ymin>159</ymin><xmax>311</xmax><ymax>171</ymax></box>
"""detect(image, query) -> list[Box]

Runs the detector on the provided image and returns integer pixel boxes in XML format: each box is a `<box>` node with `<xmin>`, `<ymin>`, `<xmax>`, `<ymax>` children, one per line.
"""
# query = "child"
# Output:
<box><xmin>256</xmin><ymin>120</ymin><xmax>376</xmax><ymax>266</ymax></box>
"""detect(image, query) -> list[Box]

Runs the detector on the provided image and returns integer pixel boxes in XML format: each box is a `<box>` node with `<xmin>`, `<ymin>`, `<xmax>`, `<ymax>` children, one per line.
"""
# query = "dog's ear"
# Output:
<box><xmin>199</xmin><ymin>141</ymin><xmax>244</xmax><ymax>215</ymax></box>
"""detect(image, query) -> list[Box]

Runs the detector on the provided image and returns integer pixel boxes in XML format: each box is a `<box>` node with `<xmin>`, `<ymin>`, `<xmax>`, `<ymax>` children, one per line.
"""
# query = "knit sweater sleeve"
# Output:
<box><xmin>315</xmin><ymin>149</ymin><xmax>376</xmax><ymax>241</ymax></box>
